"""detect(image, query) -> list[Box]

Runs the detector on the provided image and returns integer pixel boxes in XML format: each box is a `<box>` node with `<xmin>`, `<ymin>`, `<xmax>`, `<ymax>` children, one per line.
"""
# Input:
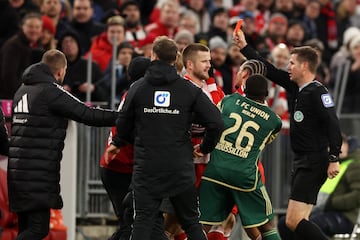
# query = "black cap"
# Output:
<box><xmin>128</xmin><ymin>56</ymin><xmax>151</xmax><ymax>81</ymax></box>
<box><xmin>119</xmin><ymin>0</ymin><xmax>140</xmax><ymax>13</ymax></box>
<box><xmin>244</xmin><ymin>74</ymin><xmax>269</xmax><ymax>99</ymax></box>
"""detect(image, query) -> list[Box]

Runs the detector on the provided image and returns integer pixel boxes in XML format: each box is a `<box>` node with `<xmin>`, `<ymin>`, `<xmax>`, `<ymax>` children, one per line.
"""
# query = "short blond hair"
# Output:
<box><xmin>41</xmin><ymin>49</ymin><xmax>67</xmax><ymax>74</ymax></box>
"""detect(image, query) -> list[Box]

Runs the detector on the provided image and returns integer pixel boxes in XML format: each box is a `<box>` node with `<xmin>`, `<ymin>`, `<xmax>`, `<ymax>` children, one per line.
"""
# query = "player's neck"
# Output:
<box><xmin>298</xmin><ymin>73</ymin><xmax>315</xmax><ymax>87</ymax></box>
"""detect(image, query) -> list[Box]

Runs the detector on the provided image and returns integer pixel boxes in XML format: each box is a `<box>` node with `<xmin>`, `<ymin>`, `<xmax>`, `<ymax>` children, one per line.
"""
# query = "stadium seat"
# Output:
<box><xmin>0</xmin><ymin>169</ymin><xmax>67</xmax><ymax>240</ymax></box>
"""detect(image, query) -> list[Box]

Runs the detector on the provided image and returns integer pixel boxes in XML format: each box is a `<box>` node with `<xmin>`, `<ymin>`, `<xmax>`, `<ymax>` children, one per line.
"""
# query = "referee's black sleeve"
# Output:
<box><xmin>312</xmin><ymin>86</ymin><xmax>342</xmax><ymax>156</ymax></box>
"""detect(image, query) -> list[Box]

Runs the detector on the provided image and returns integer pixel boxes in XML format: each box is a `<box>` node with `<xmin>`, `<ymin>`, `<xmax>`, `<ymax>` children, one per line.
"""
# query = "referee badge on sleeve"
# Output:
<box><xmin>321</xmin><ymin>94</ymin><xmax>334</xmax><ymax>108</ymax></box>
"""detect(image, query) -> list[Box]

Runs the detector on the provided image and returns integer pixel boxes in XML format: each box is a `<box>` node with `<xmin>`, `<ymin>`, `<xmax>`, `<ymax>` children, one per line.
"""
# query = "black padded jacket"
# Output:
<box><xmin>8</xmin><ymin>63</ymin><xmax>118</xmax><ymax>212</ymax></box>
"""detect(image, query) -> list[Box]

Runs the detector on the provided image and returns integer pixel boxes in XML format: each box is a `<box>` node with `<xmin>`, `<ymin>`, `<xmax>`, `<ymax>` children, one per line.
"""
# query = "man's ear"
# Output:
<box><xmin>54</xmin><ymin>69</ymin><xmax>63</xmax><ymax>83</ymax></box>
<box><xmin>151</xmin><ymin>50</ymin><xmax>158</xmax><ymax>61</ymax></box>
<box><xmin>242</xmin><ymin>70</ymin><xmax>250</xmax><ymax>82</ymax></box>
<box><xmin>186</xmin><ymin>59</ymin><xmax>193</xmax><ymax>70</ymax></box>
<box><xmin>55</xmin><ymin>70</ymin><xmax>61</xmax><ymax>80</ymax></box>
<box><xmin>302</xmin><ymin>61</ymin><xmax>308</xmax><ymax>71</ymax></box>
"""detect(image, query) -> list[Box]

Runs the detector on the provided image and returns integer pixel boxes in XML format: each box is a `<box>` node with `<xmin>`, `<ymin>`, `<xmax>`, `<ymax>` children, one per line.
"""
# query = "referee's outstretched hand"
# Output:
<box><xmin>327</xmin><ymin>162</ymin><xmax>340</xmax><ymax>179</ymax></box>
<box><xmin>232</xmin><ymin>29</ymin><xmax>247</xmax><ymax>50</ymax></box>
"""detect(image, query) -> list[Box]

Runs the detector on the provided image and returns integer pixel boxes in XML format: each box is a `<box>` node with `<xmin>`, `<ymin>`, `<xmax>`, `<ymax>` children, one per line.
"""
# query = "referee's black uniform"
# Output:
<box><xmin>112</xmin><ymin>60</ymin><xmax>223</xmax><ymax>240</ymax></box>
<box><xmin>240</xmin><ymin>45</ymin><xmax>342</xmax><ymax>204</ymax></box>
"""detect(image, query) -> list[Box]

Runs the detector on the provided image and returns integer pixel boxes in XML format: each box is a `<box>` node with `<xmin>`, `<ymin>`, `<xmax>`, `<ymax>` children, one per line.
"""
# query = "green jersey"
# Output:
<box><xmin>202</xmin><ymin>93</ymin><xmax>282</xmax><ymax>191</ymax></box>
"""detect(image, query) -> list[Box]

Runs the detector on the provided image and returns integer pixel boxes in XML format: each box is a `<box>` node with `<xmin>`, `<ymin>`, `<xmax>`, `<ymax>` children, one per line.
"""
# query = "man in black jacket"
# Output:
<box><xmin>7</xmin><ymin>49</ymin><xmax>118</xmax><ymax>240</ymax></box>
<box><xmin>106</xmin><ymin>36</ymin><xmax>224</xmax><ymax>240</ymax></box>
<box><xmin>233</xmin><ymin>30</ymin><xmax>342</xmax><ymax>240</ymax></box>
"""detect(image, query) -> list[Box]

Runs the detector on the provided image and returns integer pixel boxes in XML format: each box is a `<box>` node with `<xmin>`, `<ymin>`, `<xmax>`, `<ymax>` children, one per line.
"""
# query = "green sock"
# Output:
<box><xmin>262</xmin><ymin>229</ymin><xmax>281</xmax><ymax>240</ymax></box>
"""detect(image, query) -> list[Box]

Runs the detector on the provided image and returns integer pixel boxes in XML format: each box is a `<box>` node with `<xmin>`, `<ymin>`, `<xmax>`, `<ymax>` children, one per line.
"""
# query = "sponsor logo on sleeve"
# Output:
<box><xmin>321</xmin><ymin>94</ymin><xmax>334</xmax><ymax>108</ymax></box>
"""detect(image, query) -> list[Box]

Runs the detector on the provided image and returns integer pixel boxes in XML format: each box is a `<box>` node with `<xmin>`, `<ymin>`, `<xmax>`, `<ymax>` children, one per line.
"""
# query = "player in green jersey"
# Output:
<box><xmin>197</xmin><ymin>74</ymin><xmax>282</xmax><ymax>240</ymax></box>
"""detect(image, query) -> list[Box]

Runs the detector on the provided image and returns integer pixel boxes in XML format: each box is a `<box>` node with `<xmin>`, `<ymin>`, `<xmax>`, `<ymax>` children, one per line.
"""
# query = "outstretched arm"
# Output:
<box><xmin>232</xmin><ymin>30</ymin><xmax>297</xmax><ymax>94</ymax></box>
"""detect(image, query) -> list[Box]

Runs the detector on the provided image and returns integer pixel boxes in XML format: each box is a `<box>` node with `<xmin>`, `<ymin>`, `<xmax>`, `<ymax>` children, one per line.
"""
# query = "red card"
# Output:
<box><xmin>233</xmin><ymin>19</ymin><xmax>243</xmax><ymax>35</ymax></box>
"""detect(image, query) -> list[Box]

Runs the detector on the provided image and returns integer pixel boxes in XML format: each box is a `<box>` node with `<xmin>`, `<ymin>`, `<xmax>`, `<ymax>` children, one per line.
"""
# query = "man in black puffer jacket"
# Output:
<box><xmin>106</xmin><ymin>36</ymin><xmax>224</xmax><ymax>240</ymax></box>
<box><xmin>7</xmin><ymin>49</ymin><xmax>118</xmax><ymax>240</ymax></box>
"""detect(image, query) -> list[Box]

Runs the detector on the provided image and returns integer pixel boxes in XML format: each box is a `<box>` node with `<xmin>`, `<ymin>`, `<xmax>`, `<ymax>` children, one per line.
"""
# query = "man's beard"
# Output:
<box><xmin>126</xmin><ymin>21</ymin><xmax>139</xmax><ymax>29</ymax></box>
<box><xmin>194</xmin><ymin>71</ymin><xmax>209</xmax><ymax>81</ymax></box>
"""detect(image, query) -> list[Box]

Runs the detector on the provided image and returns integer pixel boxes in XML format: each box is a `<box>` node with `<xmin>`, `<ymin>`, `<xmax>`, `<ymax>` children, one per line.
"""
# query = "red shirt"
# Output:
<box><xmin>184</xmin><ymin>75</ymin><xmax>225</xmax><ymax>187</ymax></box>
<box><xmin>86</xmin><ymin>32</ymin><xmax>113</xmax><ymax>72</ymax></box>
<box><xmin>99</xmin><ymin>92</ymin><xmax>133</xmax><ymax>173</ymax></box>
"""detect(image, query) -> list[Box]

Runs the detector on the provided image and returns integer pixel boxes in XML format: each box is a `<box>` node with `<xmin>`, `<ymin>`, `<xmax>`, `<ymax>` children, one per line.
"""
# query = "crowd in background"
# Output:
<box><xmin>1</xmin><ymin>0</ymin><xmax>360</xmax><ymax>112</ymax></box>
<box><xmin>1</xmin><ymin>0</ymin><xmax>360</xmax><ymax>239</ymax></box>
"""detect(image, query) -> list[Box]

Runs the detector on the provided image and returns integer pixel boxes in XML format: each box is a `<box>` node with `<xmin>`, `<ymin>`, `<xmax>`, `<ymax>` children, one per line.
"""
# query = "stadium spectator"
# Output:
<box><xmin>99</xmin><ymin>41</ymin><xmax>134</xmax><ymax>102</ymax></box>
<box><xmin>285</xmin><ymin>20</ymin><xmax>306</xmax><ymax>49</ymax></box>
<box><xmin>58</xmin><ymin>31</ymin><xmax>108</xmax><ymax>102</ymax></box>
<box><xmin>174</xmin><ymin>29</ymin><xmax>194</xmax><ymax>53</ymax></box>
<box><xmin>330</xmin><ymin>26</ymin><xmax>360</xmax><ymax>70</ymax></box>
<box><xmin>39</xmin><ymin>0</ymin><xmax>74</xmax><ymax>41</ymax></box>
<box><xmin>86</xmin><ymin>15</ymin><xmax>126</xmax><ymax>72</ymax></box>
<box><xmin>70</xmin><ymin>0</ymin><xmax>105</xmax><ymax>54</ymax></box>
<box><xmin>316</xmin><ymin>0</ymin><xmax>338</xmax><ymax>64</ymax></box>
<box><xmin>274</xmin><ymin>0</ymin><xmax>294</xmax><ymax>19</ymax></box>
<box><xmin>41</xmin><ymin>15</ymin><xmax>56</xmax><ymax>51</ymax></box>
<box><xmin>0</xmin><ymin>0</ymin><xmax>20</xmax><ymax>48</ymax></box>
<box><xmin>9</xmin><ymin>0</ymin><xmax>40</xmax><ymax>19</ymax></box>
<box><xmin>178</xmin><ymin>10</ymin><xmax>200</xmax><ymax>36</ymax></box>
<box><xmin>145</xmin><ymin>0</ymin><xmax>180</xmax><ymax>39</ymax></box>
<box><xmin>268</xmin><ymin>43</ymin><xmax>290</xmax><ymax>130</ymax></box>
<box><xmin>260</xmin><ymin>13</ymin><xmax>288</xmax><ymax>53</ymax></box>
<box><xmin>209</xmin><ymin>36</ymin><xmax>229</xmax><ymax>89</ymax></box>
<box><xmin>0</xmin><ymin>12</ymin><xmax>44</xmax><ymax>100</ymax></box>
<box><xmin>181</xmin><ymin>0</ymin><xmax>211</xmax><ymax>33</ymax></box>
<box><xmin>119</xmin><ymin>0</ymin><xmax>146</xmax><ymax>50</ymax></box>
<box><xmin>197</xmin><ymin>7</ymin><xmax>229</xmax><ymax>45</ymax></box>
<box><xmin>302</xmin><ymin>0</ymin><xmax>321</xmax><ymax>40</ymax></box>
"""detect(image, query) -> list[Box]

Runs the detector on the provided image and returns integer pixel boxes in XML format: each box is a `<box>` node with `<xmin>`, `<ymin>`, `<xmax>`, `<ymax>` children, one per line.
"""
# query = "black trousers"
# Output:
<box><xmin>16</xmin><ymin>209</ymin><xmax>50</xmax><ymax>240</ymax></box>
<box><xmin>100</xmin><ymin>167</ymin><xmax>132</xmax><ymax>239</ymax></box>
<box><xmin>131</xmin><ymin>185</ymin><xmax>206</xmax><ymax>240</ymax></box>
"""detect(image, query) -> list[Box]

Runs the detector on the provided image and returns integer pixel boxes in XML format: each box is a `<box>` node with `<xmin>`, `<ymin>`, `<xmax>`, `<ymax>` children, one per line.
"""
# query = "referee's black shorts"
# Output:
<box><xmin>290</xmin><ymin>152</ymin><xmax>328</xmax><ymax>204</ymax></box>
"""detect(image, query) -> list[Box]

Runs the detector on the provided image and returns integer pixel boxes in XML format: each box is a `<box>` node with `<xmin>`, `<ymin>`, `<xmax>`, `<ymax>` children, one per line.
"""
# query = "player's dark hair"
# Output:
<box><xmin>241</xmin><ymin>60</ymin><xmax>267</xmax><ymax>76</ymax></box>
<box><xmin>244</xmin><ymin>74</ymin><xmax>269</xmax><ymax>102</ymax></box>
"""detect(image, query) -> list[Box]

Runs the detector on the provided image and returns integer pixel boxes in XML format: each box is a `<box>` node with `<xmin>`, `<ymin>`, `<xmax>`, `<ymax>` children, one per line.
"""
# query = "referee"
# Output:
<box><xmin>233</xmin><ymin>30</ymin><xmax>342</xmax><ymax>240</ymax></box>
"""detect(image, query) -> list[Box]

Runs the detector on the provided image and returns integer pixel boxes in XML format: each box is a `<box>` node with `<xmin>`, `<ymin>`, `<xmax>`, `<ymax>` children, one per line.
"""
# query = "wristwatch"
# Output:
<box><xmin>328</xmin><ymin>155</ymin><xmax>339</xmax><ymax>162</ymax></box>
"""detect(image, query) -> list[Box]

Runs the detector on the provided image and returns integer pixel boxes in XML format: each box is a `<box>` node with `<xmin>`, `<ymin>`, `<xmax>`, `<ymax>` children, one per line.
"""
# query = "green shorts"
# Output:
<box><xmin>199</xmin><ymin>178</ymin><xmax>274</xmax><ymax>228</ymax></box>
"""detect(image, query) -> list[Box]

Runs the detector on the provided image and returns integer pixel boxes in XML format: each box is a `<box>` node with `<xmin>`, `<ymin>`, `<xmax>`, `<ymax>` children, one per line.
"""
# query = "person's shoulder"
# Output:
<box><xmin>308</xmin><ymin>81</ymin><xmax>336</xmax><ymax>107</ymax></box>
<box><xmin>218</xmin><ymin>93</ymin><xmax>242</xmax><ymax>107</ymax></box>
<box><xmin>127</xmin><ymin>77</ymin><xmax>147</xmax><ymax>93</ymax></box>
<box><xmin>310</xmin><ymin>80</ymin><xmax>331</xmax><ymax>95</ymax></box>
<box><xmin>179</xmin><ymin>77</ymin><xmax>201</xmax><ymax>90</ymax></box>
<box><xmin>221</xmin><ymin>92</ymin><xmax>241</xmax><ymax>101</ymax></box>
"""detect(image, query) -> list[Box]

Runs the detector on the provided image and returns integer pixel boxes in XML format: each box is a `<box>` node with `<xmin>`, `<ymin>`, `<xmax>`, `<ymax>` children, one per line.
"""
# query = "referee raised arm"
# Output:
<box><xmin>233</xmin><ymin>30</ymin><xmax>342</xmax><ymax>240</ymax></box>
